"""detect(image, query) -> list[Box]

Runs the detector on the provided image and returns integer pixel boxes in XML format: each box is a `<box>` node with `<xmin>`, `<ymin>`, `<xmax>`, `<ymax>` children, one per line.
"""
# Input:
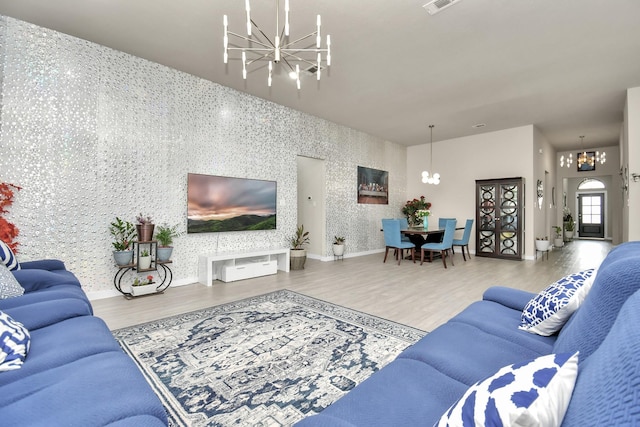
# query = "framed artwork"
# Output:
<box><xmin>577</xmin><ymin>152</ymin><xmax>596</xmax><ymax>171</ymax></box>
<box><xmin>536</xmin><ymin>180</ymin><xmax>543</xmax><ymax>210</ymax></box>
<box><xmin>357</xmin><ymin>166</ymin><xmax>388</xmax><ymax>204</ymax></box>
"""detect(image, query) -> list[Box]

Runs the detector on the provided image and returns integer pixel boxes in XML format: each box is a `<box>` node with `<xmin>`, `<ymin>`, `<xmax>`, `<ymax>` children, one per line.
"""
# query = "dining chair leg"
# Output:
<box><xmin>465</xmin><ymin>245</ymin><xmax>471</xmax><ymax>260</ymax></box>
<box><xmin>384</xmin><ymin>247</ymin><xmax>389</xmax><ymax>263</ymax></box>
<box><xmin>441</xmin><ymin>250</ymin><xmax>447</xmax><ymax>268</ymax></box>
<box><xmin>430</xmin><ymin>251</ymin><xmax>434</xmax><ymax>263</ymax></box>
<box><xmin>450</xmin><ymin>249</ymin><xmax>454</xmax><ymax>266</ymax></box>
<box><xmin>397</xmin><ymin>248</ymin><xmax>402</xmax><ymax>265</ymax></box>
<box><xmin>411</xmin><ymin>248</ymin><xmax>415</xmax><ymax>263</ymax></box>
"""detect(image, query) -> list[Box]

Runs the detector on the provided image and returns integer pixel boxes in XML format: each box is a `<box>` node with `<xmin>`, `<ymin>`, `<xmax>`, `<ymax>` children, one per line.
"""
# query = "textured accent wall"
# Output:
<box><xmin>0</xmin><ymin>16</ymin><xmax>407</xmax><ymax>297</ymax></box>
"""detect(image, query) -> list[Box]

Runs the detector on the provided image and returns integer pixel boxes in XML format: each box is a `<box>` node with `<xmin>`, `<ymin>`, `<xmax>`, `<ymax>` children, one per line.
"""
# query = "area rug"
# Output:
<box><xmin>112</xmin><ymin>290</ymin><xmax>426</xmax><ymax>426</ymax></box>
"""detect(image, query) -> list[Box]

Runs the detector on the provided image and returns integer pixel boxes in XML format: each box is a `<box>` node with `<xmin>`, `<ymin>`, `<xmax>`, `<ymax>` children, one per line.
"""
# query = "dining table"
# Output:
<box><xmin>401</xmin><ymin>226</ymin><xmax>465</xmax><ymax>259</ymax></box>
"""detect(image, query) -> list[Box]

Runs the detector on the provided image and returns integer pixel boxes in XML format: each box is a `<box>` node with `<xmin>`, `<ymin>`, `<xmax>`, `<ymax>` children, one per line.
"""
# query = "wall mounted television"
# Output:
<box><xmin>187</xmin><ymin>173</ymin><xmax>277</xmax><ymax>233</ymax></box>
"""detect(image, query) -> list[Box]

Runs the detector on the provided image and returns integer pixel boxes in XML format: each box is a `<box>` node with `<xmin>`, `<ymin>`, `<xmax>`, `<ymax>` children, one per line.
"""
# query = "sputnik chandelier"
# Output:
<box><xmin>421</xmin><ymin>125</ymin><xmax>440</xmax><ymax>185</ymax></box>
<box><xmin>576</xmin><ymin>135</ymin><xmax>606</xmax><ymax>169</ymax></box>
<box><xmin>223</xmin><ymin>0</ymin><xmax>331</xmax><ymax>89</ymax></box>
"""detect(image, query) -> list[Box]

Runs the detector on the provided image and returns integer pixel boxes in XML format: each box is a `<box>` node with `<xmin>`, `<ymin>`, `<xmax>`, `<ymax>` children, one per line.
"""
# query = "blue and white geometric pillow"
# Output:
<box><xmin>0</xmin><ymin>240</ymin><xmax>20</xmax><ymax>271</ymax></box>
<box><xmin>0</xmin><ymin>263</ymin><xmax>24</xmax><ymax>299</ymax></box>
<box><xmin>0</xmin><ymin>310</ymin><xmax>31</xmax><ymax>371</ymax></box>
<box><xmin>435</xmin><ymin>352</ymin><xmax>579</xmax><ymax>427</ymax></box>
<box><xmin>519</xmin><ymin>269</ymin><xmax>596</xmax><ymax>336</ymax></box>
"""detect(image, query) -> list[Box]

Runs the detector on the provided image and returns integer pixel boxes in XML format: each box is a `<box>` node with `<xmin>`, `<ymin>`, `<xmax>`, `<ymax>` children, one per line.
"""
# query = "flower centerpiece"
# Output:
<box><xmin>402</xmin><ymin>196</ymin><xmax>432</xmax><ymax>227</ymax></box>
<box><xmin>417</xmin><ymin>209</ymin><xmax>432</xmax><ymax>229</ymax></box>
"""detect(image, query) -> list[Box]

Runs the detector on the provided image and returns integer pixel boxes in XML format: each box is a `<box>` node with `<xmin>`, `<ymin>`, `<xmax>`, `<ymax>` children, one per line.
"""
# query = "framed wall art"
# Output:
<box><xmin>357</xmin><ymin>166</ymin><xmax>388</xmax><ymax>204</ymax></box>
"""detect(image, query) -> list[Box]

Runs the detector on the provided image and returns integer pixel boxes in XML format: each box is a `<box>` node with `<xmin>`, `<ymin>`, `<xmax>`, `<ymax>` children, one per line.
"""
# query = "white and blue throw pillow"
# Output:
<box><xmin>519</xmin><ymin>269</ymin><xmax>596</xmax><ymax>336</ymax></box>
<box><xmin>436</xmin><ymin>352</ymin><xmax>579</xmax><ymax>427</ymax></box>
<box><xmin>0</xmin><ymin>240</ymin><xmax>20</xmax><ymax>271</ymax></box>
<box><xmin>0</xmin><ymin>263</ymin><xmax>24</xmax><ymax>299</ymax></box>
<box><xmin>0</xmin><ymin>310</ymin><xmax>31</xmax><ymax>371</ymax></box>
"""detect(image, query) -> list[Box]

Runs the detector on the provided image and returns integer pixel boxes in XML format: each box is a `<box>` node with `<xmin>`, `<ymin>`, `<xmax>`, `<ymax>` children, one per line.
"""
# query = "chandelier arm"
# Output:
<box><xmin>280</xmin><ymin>33</ymin><xmax>317</xmax><ymax>48</ymax></box>
<box><xmin>227</xmin><ymin>33</ymin><xmax>274</xmax><ymax>50</ymax></box>
<box><xmin>251</xmin><ymin>19</ymin><xmax>276</xmax><ymax>48</ymax></box>
<box><xmin>280</xmin><ymin>52</ymin><xmax>322</xmax><ymax>67</ymax></box>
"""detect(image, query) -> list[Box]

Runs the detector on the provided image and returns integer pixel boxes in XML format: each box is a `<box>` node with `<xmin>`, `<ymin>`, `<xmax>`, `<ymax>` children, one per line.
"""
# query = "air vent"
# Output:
<box><xmin>304</xmin><ymin>65</ymin><xmax>325</xmax><ymax>75</ymax></box>
<box><xmin>423</xmin><ymin>0</ymin><xmax>463</xmax><ymax>15</ymax></box>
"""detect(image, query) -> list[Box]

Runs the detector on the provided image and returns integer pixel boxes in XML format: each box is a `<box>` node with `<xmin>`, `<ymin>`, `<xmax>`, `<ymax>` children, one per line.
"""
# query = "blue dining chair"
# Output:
<box><xmin>452</xmin><ymin>219</ymin><xmax>474</xmax><ymax>261</ymax></box>
<box><xmin>438</xmin><ymin>217</ymin><xmax>456</xmax><ymax>228</ymax></box>
<box><xmin>398</xmin><ymin>217</ymin><xmax>411</xmax><ymax>242</ymax></box>
<box><xmin>382</xmin><ymin>219</ymin><xmax>415</xmax><ymax>265</ymax></box>
<box><xmin>421</xmin><ymin>219</ymin><xmax>457</xmax><ymax>268</ymax></box>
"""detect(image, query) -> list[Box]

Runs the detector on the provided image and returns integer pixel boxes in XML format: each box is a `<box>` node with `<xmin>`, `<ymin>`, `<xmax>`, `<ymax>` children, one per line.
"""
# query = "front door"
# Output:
<box><xmin>578</xmin><ymin>193</ymin><xmax>604</xmax><ymax>238</ymax></box>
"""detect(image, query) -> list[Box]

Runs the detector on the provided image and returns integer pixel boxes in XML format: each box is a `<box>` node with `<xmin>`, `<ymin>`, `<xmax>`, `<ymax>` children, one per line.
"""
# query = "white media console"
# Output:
<box><xmin>197</xmin><ymin>248</ymin><xmax>290</xmax><ymax>285</ymax></box>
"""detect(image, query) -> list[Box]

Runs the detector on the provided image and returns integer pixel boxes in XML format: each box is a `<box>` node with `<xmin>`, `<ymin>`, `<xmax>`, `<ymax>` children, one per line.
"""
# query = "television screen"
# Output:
<box><xmin>187</xmin><ymin>173</ymin><xmax>277</xmax><ymax>233</ymax></box>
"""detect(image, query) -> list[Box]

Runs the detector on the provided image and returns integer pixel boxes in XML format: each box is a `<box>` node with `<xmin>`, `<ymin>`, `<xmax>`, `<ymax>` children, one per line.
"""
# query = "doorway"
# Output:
<box><xmin>297</xmin><ymin>156</ymin><xmax>326</xmax><ymax>256</ymax></box>
<box><xmin>577</xmin><ymin>193</ymin><xmax>604</xmax><ymax>238</ymax></box>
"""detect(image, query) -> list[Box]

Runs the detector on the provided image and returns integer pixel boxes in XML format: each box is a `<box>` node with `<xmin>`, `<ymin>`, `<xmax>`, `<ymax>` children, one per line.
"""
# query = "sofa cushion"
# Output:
<box><xmin>436</xmin><ymin>352</ymin><xmax>578</xmax><ymax>427</ymax></box>
<box><xmin>519</xmin><ymin>269</ymin><xmax>596</xmax><ymax>336</ymax></box>
<box><xmin>0</xmin><ymin>263</ymin><xmax>24</xmax><ymax>299</ymax></box>
<box><xmin>0</xmin><ymin>240</ymin><xmax>20</xmax><ymax>271</ymax></box>
<box><xmin>554</xmin><ymin>242</ymin><xmax>640</xmax><ymax>359</ymax></box>
<box><xmin>561</xmin><ymin>289</ymin><xmax>640</xmax><ymax>426</ymax></box>
<box><xmin>0</xmin><ymin>311</ymin><xmax>30</xmax><ymax>371</ymax></box>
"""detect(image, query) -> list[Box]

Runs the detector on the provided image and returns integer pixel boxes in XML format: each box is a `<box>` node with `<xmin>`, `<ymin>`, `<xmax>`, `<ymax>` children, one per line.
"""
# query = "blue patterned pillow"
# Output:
<box><xmin>0</xmin><ymin>263</ymin><xmax>24</xmax><ymax>299</ymax></box>
<box><xmin>436</xmin><ymin>352</ymin><xmax>579</xmax><ymax>427</ymax></box>
<box><xmin>519</xmin><ymin>269</ymin><xmax>596</xmax><ymax>336</ymax></box>
<box><xmin>0</xmin><ymin>240</ymin><xmax>20</xmax><ymax>271</ymax></box>
<box><xmin>0</xmin><ymin>310</ymin><xmax>31</xmax><ymax>371</ymax></box>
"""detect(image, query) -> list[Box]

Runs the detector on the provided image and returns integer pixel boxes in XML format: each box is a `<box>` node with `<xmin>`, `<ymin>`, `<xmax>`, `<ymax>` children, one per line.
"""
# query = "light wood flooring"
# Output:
<box><xmin>93</xmin><ymin>240</ymin><xmax>612</xmax><ymax>332</ymax></box>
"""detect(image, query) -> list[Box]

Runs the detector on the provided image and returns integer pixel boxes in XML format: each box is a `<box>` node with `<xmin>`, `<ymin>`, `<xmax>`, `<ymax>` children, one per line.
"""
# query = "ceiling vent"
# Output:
<box><xmin>423</xmin><ymin>0</ymin><xmax>463</xmax><ymax>15</ymax></box>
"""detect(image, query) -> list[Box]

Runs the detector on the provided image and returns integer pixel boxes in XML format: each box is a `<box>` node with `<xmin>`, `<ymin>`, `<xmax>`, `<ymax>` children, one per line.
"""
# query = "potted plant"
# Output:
<box><xmin>130</xmin><ymin>274</ymin><xmax>156</xmax><ymax>296</ymax></box>
<box><xmin>565</xmin><ymin>220</ymin><xmax>575</xmax><ymax>241</ymax></box>
<box><xmin>109</xmin><ymin>217</ymin><xmax>136</xmax><ymax>266</ymax></box>
<box><xmin>535</xmin><ymin>236</ymin><xmax>550</xmax><ymax>252</ymax></box>
<box><xmin>289</xmin><ymin>224</ymin><xmax>310</xmax><ymax>270</ymax></box>
<box><xmin>135</xmin><ymin>213</ymin><xmax>155</xmax><ymax>242</ymax></box>
<box><xmin>138</xmin><ymin>249</ymin><xmax>152</xmax><ymax>270</ymax></box>
<box><xmin>333</xmin><ymin>236</ymin><xmax>345</xmax><ymax>257</ymax></box>
<box><xmin>552</xmin><ymin>226</ymin><xmax>564</xmax><ymax>248</ymax></box>
<box><xmin>155</xmin><ymin>223</ymin><xmax>181</xmax><ymax>262</ymax></box>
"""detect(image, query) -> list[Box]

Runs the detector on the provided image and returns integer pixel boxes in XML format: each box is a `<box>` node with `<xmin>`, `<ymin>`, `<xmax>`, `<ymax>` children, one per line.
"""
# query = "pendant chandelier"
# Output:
<box><xmin>223</xmin><ymin>0</ymin><xmax>331</xmax><ymax>90</ymax></box>
<box><xmin>421</xmin><ymin>125</ymin><xmax>440</xmax><ymax>185</ymax></box>
<box><xmin>576</xmin><ymin>135</ymin><xmax>607</xmax><ymax>169</ymax></box>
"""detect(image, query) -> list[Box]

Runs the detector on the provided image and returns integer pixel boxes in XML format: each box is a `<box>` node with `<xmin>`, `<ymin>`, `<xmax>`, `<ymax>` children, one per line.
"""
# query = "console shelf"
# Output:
<box><xmin>198</xmin><ymin>248</ymin><xmax>290</xmax><ymax>285</ymax></box>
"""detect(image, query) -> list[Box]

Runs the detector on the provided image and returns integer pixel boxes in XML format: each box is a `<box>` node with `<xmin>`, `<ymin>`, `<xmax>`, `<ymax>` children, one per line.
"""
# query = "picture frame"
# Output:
<box><xmin>577</xmin><ymin>152</ymin><xmax>596</xmax><ymax>171</ymax></box>
<box><xmin>357</xmin><ymin>166</ymin><xmax>388</xmax><ymax>204</ymax></box>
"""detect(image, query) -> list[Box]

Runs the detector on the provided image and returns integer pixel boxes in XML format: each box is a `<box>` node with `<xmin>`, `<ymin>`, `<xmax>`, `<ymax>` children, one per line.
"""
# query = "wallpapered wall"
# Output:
<box><xmin>0</xmin><ymin>16</ymin><xmax>407</xmax><ymax>298</ymax></box>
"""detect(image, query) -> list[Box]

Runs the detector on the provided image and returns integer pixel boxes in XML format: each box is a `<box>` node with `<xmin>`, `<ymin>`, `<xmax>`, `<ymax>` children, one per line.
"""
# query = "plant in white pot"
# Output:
<box><xmin>155</xmin><ymin>223</ymin><xmax>181</xmax><ymax>262</ymax></box>
<box><xmin>289</xmin><ymin>225</ymin><xmax>310</xmax><ymax>270</ymax></box>
<box><xmin>138</xmin><ymin>249</ymin><xmax>152</xmax><ymax>270</ymax></box>
<box><xmin>553</xmin><ymin>226</ymin><xmax>564</xmax><ymax>248</ymax></box>
<box><xmin>130</xmin><ymin>274</ymin><xmax>156</xmax><ymax>296</ymax></box>
<box><xmin>109</xmin><ymin>217</ymin><xmax>136</xmax><ymax>266</ymax></box>
<box><xmin>333</xmin><ymin>236</ymin><xmax>345</xmax><ymax>257</ymax></box>
<box><xmin>535</xmin><ymin>236</ymin><xmax>551</xmax><ymax>252</ymax></box>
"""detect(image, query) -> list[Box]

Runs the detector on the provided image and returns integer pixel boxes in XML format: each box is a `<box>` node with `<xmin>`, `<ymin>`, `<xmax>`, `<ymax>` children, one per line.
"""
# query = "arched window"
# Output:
<box><xmin>578</xmin><ymin>178</ymin><xmax>605</xmax><ymax>190</ymax></box>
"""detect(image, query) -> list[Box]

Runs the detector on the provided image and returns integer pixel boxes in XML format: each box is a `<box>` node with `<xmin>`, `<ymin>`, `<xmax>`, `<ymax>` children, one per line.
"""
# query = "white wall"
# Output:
<box><xmin>625</xmin><ymin>87</ymin><xmax>640</xmax><ymax>241</ymax></box>
<box><xmin>0</xmin><ymin>16</ymin><xmax>407</xmax><ymax>298</ymax></box>
<box><xmin>297</xmin><ymin>156</ymin><xmax>325</xmax><ymax>257</ymax></box>
<box><xmin>407</xmin><ymin>125</ymin><xmax>536</xmax><ymax>258</ymax></box>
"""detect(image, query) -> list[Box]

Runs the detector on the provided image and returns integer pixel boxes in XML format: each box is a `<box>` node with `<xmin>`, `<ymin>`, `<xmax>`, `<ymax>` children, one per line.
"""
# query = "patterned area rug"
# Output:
<box><xmin>113</xmin><ymin>290</ymin><xmax>426</xmax><ymax>426</ymax></box>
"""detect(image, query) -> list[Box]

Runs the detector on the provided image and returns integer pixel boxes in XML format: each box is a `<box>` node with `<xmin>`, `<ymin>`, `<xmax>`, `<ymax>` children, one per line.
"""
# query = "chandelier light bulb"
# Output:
<box><xmin>245</xmin><ymin>0</ymin><xmax>252</xmax><ymax>36</ymax></box>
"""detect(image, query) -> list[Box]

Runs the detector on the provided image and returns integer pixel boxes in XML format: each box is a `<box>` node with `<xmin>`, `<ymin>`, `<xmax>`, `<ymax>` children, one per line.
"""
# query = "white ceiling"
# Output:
<box><xmin>1</xmin><ymin>0</ymin><xmax>639</xmax><ymax>150</ymax></box>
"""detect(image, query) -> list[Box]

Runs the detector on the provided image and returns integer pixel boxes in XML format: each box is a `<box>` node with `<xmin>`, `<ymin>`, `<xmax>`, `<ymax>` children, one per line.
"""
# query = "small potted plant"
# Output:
<box><xmin>155</xmin><ymin>223</ymin><xmax>181</xmax><ymax>262</ymax></box>
<box><xmin>535</xmin><ymin>236</ymin><xmax>550</xmax><ymax>252</ymax></box>
<box><xmin>138</xmin><ymin>249</ymin><xmax>152</xmax><ymax>270</ymax></box>
<box><xmin>564</xmin><ymin>219</ymin><xmax>576</xmax><ymax>241</ymax></box>
<box><xmin>109</xmin><ymin>217</ymin><xmax>136</xmax><ymax>266</ymax></box>
<box><xmin>552</xmin><ymin>226</ymin><xmax>564</xmax><ymax>248</ymax></box>
<box><xmin>135</xmin><ymin>213</ymin><xmax>155</xmax><ymax>242</ymax></box>
<box><xmin>333</xmin><ymin>236</ymin><xmax>345</xmax><ymax>257</ymax></box>
<box><xmin>131</xmin><ymin>274</ymin><xmax>156</xmax><ymax>296</ymax></box>
<box><xmin>289</xmin><ymin>224</ymin><xmax>310</xmax><ymax>270</ymax></box>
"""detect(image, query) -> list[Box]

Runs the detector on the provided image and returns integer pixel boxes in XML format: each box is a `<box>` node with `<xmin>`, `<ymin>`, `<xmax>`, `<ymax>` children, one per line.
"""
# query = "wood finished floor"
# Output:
<box><xmin>93</xmin><ymin>240</ymin><xmax>613</xmax><ymax>332</ymax></box>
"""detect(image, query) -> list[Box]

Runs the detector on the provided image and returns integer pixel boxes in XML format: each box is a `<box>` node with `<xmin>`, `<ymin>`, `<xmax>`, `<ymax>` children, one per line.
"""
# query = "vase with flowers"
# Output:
<box><xmin>401</xmin><ymin>196</ymin><xmax>432</xmax><ymax>227</ymax></box>
<box><xmin>417</xmin><ymin>209</ymin><xmax>432</xmax><ymax>229</ymax></box>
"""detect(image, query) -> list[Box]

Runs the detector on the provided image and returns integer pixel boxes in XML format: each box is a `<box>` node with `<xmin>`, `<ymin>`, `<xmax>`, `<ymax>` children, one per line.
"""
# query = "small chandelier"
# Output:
<box><xmin>421</xmin><ymin>125</ymin><xmax>440</xmax><ymax>185</ymax></box>
<box><xmin>576</xmin><ymin>135</ymin><xmax>607</xmax><ymax>169</ymax></box>
<box><xmin>223</xmin><ymin>0</ymin><xmax>331</xmax><ymax>90</ymax></box>
<box><xmin>559</xmin><ymin>152</ymin><xmax>573</xmax><ymax>168</ymax></box>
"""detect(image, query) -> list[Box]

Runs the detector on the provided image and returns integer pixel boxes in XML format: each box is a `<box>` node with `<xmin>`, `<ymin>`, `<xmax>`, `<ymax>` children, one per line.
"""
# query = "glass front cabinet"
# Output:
<box><xmin>475</xmin><ymin>177</ymin><xmax>524</xmax><ymax>260</ymax></box>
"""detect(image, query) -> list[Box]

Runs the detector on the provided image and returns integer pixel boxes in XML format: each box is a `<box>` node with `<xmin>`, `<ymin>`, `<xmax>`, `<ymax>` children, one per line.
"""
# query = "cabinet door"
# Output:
<box><xmin>476</xmin><ymin>178</ymin><xmax>522</xmax><ymax>259</ymax></box>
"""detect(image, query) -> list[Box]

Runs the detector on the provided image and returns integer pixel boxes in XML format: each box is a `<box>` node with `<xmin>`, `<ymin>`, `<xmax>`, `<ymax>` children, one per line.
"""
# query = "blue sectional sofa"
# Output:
<box><xmin>297</xmin><ymin>241</ymin><xmax>640</xmax><ymax>426</ymax></box>
<box><xmin>0</xmin><ymin>259</ymin><xmax>168</xmax><ymax>426</ymax></box>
